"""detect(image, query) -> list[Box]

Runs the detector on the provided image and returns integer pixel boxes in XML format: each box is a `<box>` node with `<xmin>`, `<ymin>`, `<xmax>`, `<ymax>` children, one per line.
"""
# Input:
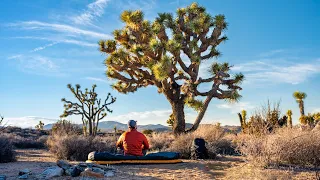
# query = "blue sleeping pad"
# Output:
<box><xmin>88</xmin><ymin>151</ymin><xmax>180</xmax><ymax>161</ymax></box>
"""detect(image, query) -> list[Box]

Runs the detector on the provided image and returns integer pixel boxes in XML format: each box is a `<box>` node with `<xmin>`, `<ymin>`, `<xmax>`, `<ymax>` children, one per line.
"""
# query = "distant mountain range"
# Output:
<box><xmin>44</xmin><ymin>121</ymin><xmax>191</xmax><ymax>132</ymax></box>
<box><xmin>44</xmin><ymin>121</ymin><xmax>240</xmax><ymax>133</ymax></box>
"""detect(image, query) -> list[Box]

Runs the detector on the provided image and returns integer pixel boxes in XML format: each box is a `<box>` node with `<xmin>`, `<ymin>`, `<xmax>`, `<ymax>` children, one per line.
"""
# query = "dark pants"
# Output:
<box><xmin>116</xmin><ymin>147</ymin><xmax>147</xmax><ymax>156</ymax></box>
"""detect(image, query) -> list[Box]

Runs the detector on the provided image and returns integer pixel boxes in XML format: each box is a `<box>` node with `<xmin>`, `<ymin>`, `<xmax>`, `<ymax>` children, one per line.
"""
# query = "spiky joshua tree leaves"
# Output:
<box><xmin>60</xmin><ymin>84</ymin><xmax>116</xmax><ymax>136</ymax></box>
<box><xmin>99</xmin><ymin>3</ymin><xmax>244</xmax><ymax>134</ymax></box>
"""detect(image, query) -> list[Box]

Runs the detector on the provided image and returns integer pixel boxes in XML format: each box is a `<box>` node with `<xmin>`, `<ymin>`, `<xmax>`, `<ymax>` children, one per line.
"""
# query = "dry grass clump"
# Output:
<box><xmin>166</xmin><ymin>124</ymin><xmax>234</xmax><ymax>159</ymax></box>
<box><xmin>236</xmin><ymin>128</ymin><xmax>320</xmax><ymax>169</ymax></box>
<box><xmin>1</xmin><ymin>133</ymin><xmax>47</xmax><ymax>149</ymax></box>
<box><xmin>0</xmin><ymin>135</ymin><xmax>16</xmax><ymax>163</ymax></box>
<box><xmin>147</xmin><ymin>132</ymin><xmax>175</xmax><ymax>151</ymax></box>
<box><xmin>47</xmin><ymin>135</ymin><xmax>116</xmax><ymax>161</ymax></box>
<box><xmin>48</xmin><ymin>120</ymin><xmax>117</xmax><ymax>161</ymax></box>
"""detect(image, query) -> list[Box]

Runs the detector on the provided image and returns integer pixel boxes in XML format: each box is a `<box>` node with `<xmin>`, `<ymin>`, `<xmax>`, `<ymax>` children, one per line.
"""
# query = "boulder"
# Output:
<box><xmin>18</xmin><ymin>174</ymin><xmax>28</xmax><ymax>179</ymax></box>
<box><xmin>92</xmin><ymin>167</ymin><xmax>105</xmax><ymax>175</ymax></box>
<box><xmin>104</xmin><ymin>170</ymin><xmax>115</xmax><ymax>177</ymax></box>
<box><xmin>57</xmin><ymin>160</ymin><xmax>72</xmax><ymax>170</ymax></box>
<box><xmin>65</xmin><ymin>165</ymin><xmax>83</xmax><ymax>177</ymax></box>
<box><xmin>80</xmin><ymin>168</ymin><xmax>104</xmax><ymax>179</ymax></box>
<box><xmin>39</xmin><ymin>166</ymin><xmax>63</xmax><ymax>179</ymax></box>
<box><xmin>19</xmin><ymin>169</ymin><xmax>31</xmax><ymax>176</ymax></box>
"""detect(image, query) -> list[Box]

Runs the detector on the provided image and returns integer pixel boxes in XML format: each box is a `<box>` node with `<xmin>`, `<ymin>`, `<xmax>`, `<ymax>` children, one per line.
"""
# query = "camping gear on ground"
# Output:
<box><xmin>191</xmin><ymin>138</ymin><xmax>209</xmax><ymax>159</ymax></box>
<box><xmin>86</xmin><ymin>151</ymin><xmax>182</xmax><ymax>164</ymax></box>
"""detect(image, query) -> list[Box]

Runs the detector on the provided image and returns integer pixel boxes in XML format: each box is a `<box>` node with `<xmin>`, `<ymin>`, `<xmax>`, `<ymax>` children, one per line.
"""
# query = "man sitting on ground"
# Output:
<box><xmin>116</xmin><ymin>120</ymin><xmax>149</xmax><ymax>156</ymax></box>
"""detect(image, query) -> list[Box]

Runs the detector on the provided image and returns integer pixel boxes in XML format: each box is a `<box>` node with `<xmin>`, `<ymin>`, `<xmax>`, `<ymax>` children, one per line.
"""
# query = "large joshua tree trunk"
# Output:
<box><xmin>171</xmin><ymin>99</ymin><xmax>186</xmax><ymax>134</ymax></box>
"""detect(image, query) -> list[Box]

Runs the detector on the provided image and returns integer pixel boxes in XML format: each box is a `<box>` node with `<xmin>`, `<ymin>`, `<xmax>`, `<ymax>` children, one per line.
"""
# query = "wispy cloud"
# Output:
<box><xmin>85</xmin><ymin>77</ymin><xmax>111</xmax><ymax>84</ymax></box>
<box><xmin>217</xmin><ymin>102</ymin><xmax>255</xmax><ymax>113</ymax></box>
<box><xmin>8</xmin><ymin>21</ymin><xmax>111</xmax><ymax>39</ymax></box>
<box><xmin>312</xmin><ymin>108</ymin><xmax>320</xmax><ymax>113</ymax></box>
<box><xmin>259</xmin><ymin>49</ymin><xmax>285</xmax><ymax>57</ymax></box>
<box><xmin>12</xmin><ymin>36</ymin><xmax>97</xmax><ymax>47</ymax></box>
<box><xmin>71</xmin><ymin>0</ymin><xmax>110</xmax><ymax>25</ymax></box>
<box><xmin>9</xmin><ymin>55</ymin><xmax>65</xmax><ymax>76</ymax></box>
<box><xmin>7</xmin><ymin>54</ymin><xmax>23</xmax><ymax>60</ymax></box>
<box><xmin>30</xmin><ymin>42</ymin><xmax>59</xmax><ymax>52</ymax></box>
<box><xmin>233</xmin><ymin>60</ymin><xmax>320</xmax><ymax>85</ymax></box>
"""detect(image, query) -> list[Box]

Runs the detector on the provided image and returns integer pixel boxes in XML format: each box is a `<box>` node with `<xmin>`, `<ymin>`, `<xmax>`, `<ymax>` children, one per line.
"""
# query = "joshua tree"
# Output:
<box><xmin>0</xmin><ymin>114</ymin><xmax>4</xmax><ymax>132</ymax></box>
<box><xmin>238</xmin><ymin>110</ymin><xmax>247</xmax><ymax>131</ymax></box>
<box><xmin>99</xmin><ymin>3</ymin><xmax>244</xmax><ymax>134</ymax></box>
<box><xmin>287</xmin><ymin>110</ymin><xmax>293</xmax><ymax>128</ymax></box>
<box><xmin>35</xmin><ymin>121</ymin><xmax>44</xmax><ymax>130</ymax></box>
<box><xmin>293</xmin><ymin>91</ymin><xmax>307</xmax><ymax>117</ymax></box>
<box><xmin>61</xmin><ymin>84</ymin><xmax>116</xmax><ymax>136</ymax></box>
<box><xmin>166</xmin><ymin>113</ymin><xmax>175</xmax><ymax>129</ymax></box>
<box><xmin>0</xmin><ymin>115</ymin><xmax>3</xmax><ymax>126</ymax></box>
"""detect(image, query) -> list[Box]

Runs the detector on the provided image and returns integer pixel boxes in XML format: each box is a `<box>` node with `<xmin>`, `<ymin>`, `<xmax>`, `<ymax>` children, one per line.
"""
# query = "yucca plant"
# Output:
<box><xmin>99</xmin><ymin>2</ymin><xmax>244</xmax><ymax>134</ymax></box>
<box><xmin>293</xmin><ymin>91</ymin><xmax>307</xmax><ymax>117</ymax></box>
<box><xmin>286</xmin><ymin>110</ymin><xmax>293</xmax><ymax>128</ymax></box>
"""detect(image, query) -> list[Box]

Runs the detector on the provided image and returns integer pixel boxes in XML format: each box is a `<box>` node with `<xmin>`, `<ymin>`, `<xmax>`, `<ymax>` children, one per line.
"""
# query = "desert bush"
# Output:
<box><xmin>142</xmin><ymin>129</ymin><xmax>153</xmax><ymax>135</ymax></box>
<box><xmin>0</xmin><ymin>135</ymin><xmax>16</xmax><ymax>163</ymax></box>
<box><xmin>47</xmin><ymin>135</ymin><xmax>116</xmax><ymax>161</ymax></box>
<box><xmin>167</xmin><ymin>124</ymin><xmax>234</xmax><ymax>159</ymax></box>
<box><xmin>51</xmin><ymin>120</ymin><xmax>82</xmax><ymax>136</ymax></box>
<box><xmin>236</xmin><ymin>128</ymin><xmax>320</xmax><ymax>169</ymax></box>
<box><xmin>147</xmin><ymin>132</ymin><xmax>175</xmax><ymax>151</ymax></box>
<box><xmin>13</xmin><ymin>137</ymin><xmax>47</xmax><ymax>149</ymax></box>
<box><xmin>240</xmin><ymin>100</ymin><xmax>288</xmax><ymax>135</ymax></box>
<box><xmin>1</xmin><ymin>133</ymin><xmax>47</xmax><ymax>149</ymax></box>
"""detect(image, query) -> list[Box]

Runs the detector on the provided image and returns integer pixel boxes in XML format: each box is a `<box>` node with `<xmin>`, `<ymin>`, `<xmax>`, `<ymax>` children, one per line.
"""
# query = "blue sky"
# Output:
<box><xmin>0</xmin><ymin>0</ymin><xmax>319</xmax><ymax>128</ymax></box>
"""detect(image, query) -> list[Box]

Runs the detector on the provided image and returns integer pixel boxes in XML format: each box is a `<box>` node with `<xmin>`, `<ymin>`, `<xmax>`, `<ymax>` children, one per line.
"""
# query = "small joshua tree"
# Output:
<box><xmin>0</xmin><ymin>114</ymin><xmax>4</xmax><ymax>132</ymax></box>
<box><xmin>287</xmin><ymin>110</ymin><xmax>293</xmax><ymax>128</ymax></box>
<box><xmin>99</xmin><ymin>2</ymin><xmax>244</xmax><ymax>134</ymax></box>
<box><xmin>35</xmin><ymin>121</ymin><xmax>44</xmax><ymax>130</ymax></box>
<box><xmin>238</xmin><ymin>110</ymin><xmax>247</xmax><ymax>131</ymax></box>
<box><xmin>293</xmin><ymin>91</ymin><xmax>307</xmax><ymax>118</ymax></box>
<box><xmin>61</xmin><ymin>84</ymin><xmax>116</xmax><ymax>136</ymax></box>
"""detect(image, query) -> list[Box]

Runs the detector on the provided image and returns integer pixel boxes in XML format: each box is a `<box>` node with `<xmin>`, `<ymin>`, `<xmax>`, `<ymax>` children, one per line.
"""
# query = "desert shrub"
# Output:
<box><xmin>12</xmin><ymin>137</ymin><xmax>47</xmax><ymax>149</ymax></box>
<box><xmin>142</xmin><ymin>129</ymin><xmax>153</xmax><ymax>135</ymax></box>
<box><xmin>3</xmin><ymin>126</ymin><xmax>49</xmax><ymax>138</ymax></box>
<box><xmin>240</xmin><ymin>100</ymin><xmax>288</xmax><ymax>135</ymax></box>
<box><xmin>147</xmin><ymin>132</ymin><xmax>175</xmax><ymax>151</ymax></box>
<box><xmin>0</xmin><ymin>135</ymin><xmax>16</xmax><ymax>163</ymax></box>
<box><xmin>51</xmin><ymin>120</ymin><xmax>82</xmax><ymax>136</ymax></box>
<box><xmin>1</xmin><ymin>133</ymin><xmax>47</xmax><ymax>149</ymax></box>
<box><xmin>47</xmin><ymin>135</ymin><xmax>116</xmax><ymax>161</ymax></box>
<box><xmin>236</xmin><ymin>128</ymin><xmax>320</xmax><ymax>169</ymax></box>
<box><xmin>167</xmin><ymin>124</ymin><xmax>233</xmax><ymax>159</ymax></box>
<box><xmin>168</xmin><ymin>133</ymin><xmax>195</xmax><ymax>159</ymax></box>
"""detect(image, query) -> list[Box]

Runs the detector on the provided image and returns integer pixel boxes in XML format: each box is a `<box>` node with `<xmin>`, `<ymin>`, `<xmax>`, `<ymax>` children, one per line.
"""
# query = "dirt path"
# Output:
<box><xmin>0</xmin><ymin>149</ymin><xmax>317</xmax><ymax>179</ymax></box>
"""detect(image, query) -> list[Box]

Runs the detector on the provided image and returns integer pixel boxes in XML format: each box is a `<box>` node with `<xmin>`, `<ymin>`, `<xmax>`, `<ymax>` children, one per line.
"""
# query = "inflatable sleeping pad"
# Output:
<box><xmin>86</xmin><ymin>151</ymin><xmax>182</xmax><ymax>164</ymax></box>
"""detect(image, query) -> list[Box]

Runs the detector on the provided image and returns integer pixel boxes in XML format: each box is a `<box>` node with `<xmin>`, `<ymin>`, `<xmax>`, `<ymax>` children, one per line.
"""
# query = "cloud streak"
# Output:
<box><xmin>71</xmin><ymin>0</ymin><xmax>110</xmax><ymax>25</ymax></box>
<box><xmin>12</xmin><ymin>36</ymin><xmax>97</xmax><ymax>47</ymax></box>
<box><xmin>233</xmin><ymin>60</ymin><xmax>320</xmax><ymax>85</ymax></box>
<box><xmin>30</xmin><ymin>42</ymin><xmax>59</xmax><ymax>52</ymax></box>
<box><xmin>8</xmin><ymin>21</ymin><xmax>111</xmax><ymax>39</ymax></box>
<box><xmin>85</xmin><ymin>77</ymin><xmax>111</xmax><ymax>84</ymax></box>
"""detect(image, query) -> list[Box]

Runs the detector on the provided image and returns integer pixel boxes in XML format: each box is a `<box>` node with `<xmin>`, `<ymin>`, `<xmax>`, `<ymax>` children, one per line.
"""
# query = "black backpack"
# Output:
<box><xmin>191</xmin><ymin>138</ymin><xmax>209</xmax><ymax>159</ymax></box>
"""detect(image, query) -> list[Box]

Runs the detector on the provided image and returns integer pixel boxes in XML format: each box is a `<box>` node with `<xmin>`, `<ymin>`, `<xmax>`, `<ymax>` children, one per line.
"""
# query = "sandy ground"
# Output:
<box><xmin>0</xmin><ymin>149</ymin><xmax>317</xmax><ymax>180</ymax></box>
